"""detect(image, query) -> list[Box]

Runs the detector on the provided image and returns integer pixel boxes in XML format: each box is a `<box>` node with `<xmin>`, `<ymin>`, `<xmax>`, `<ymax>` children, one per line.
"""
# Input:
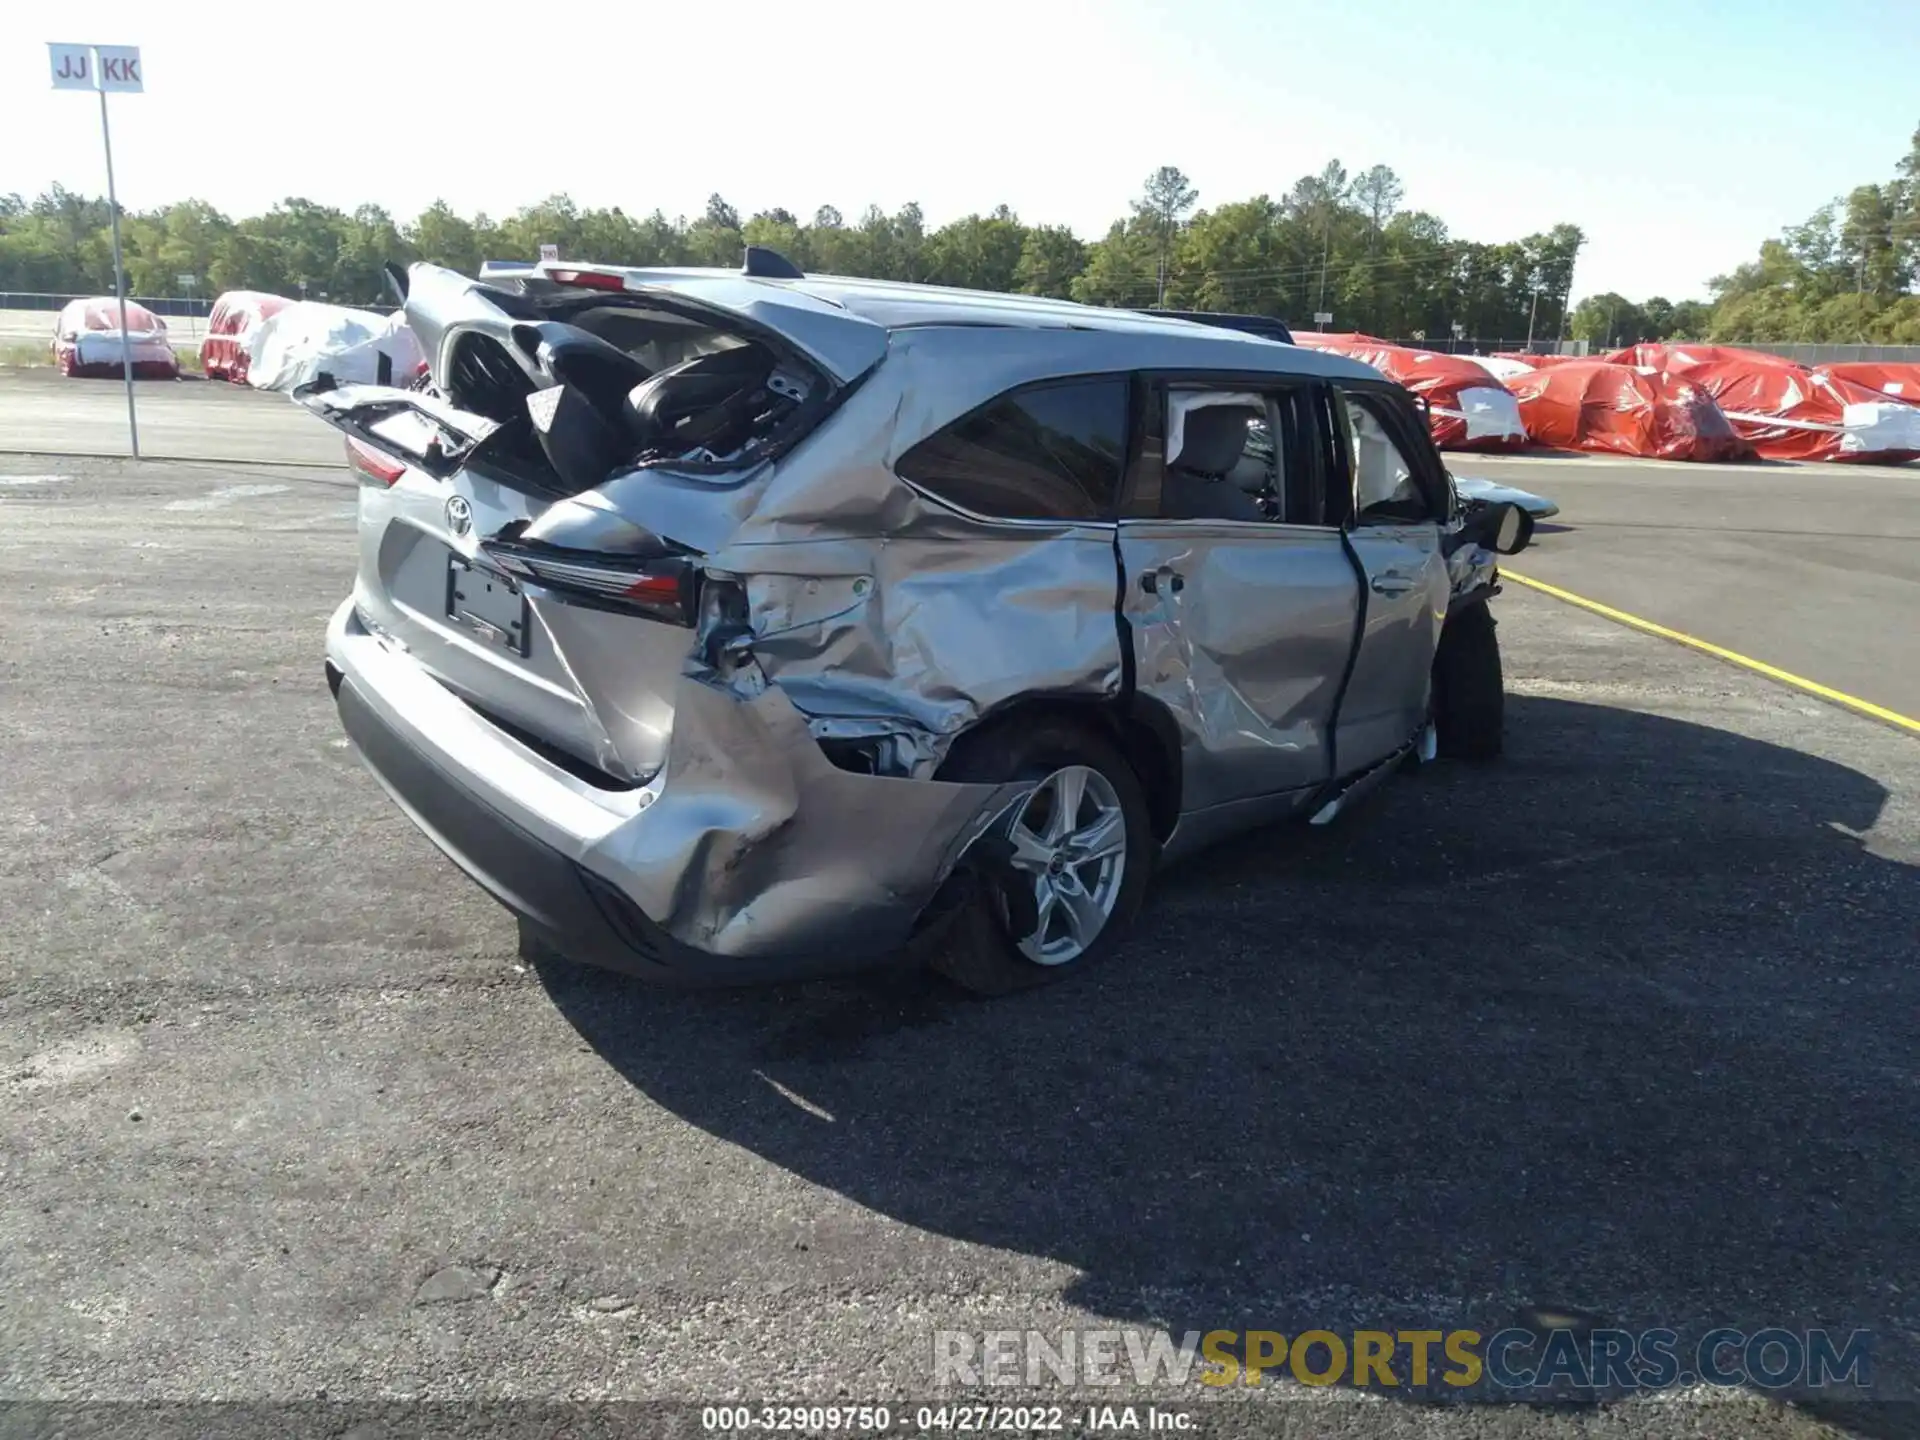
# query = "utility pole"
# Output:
<box><xmin>1555</xmin><ymin>235</ymin><xmax>1584</xmax><ymax>353</ymax></box>
<box><xmin>1525</xmin><ymin>286</ymin><xmax>1542</xmax><ymax>350</ymax></box>
<box><xmin>1316</xmin><ymin>218</ymin><xmax>1331</xmax><ymax>320</ymax></box>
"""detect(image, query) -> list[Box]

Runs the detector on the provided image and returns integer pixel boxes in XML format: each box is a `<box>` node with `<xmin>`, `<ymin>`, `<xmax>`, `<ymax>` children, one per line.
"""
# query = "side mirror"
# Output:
<box><xmin>1494</xmin><ymin>502</ymin><xmax>1533</xmax><ymax>555</ymax></box>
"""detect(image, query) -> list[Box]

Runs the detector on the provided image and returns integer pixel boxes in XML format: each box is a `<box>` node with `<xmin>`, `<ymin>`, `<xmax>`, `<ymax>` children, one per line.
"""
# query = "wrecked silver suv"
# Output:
<box><xmin>310</xmin><ymin>253</ymin><xmax>1529</xmax><ymax>993</ymax></box>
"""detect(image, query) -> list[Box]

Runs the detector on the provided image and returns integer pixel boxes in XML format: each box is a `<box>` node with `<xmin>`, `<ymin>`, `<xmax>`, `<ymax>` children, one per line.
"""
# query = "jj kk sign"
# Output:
<box><xmin>49</xmin><ymin>43</ymin><xmax>144</xmax><ymax>92</ymax></box>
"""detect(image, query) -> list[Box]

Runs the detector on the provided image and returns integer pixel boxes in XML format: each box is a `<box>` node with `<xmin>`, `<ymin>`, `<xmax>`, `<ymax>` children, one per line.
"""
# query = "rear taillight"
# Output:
<box><xmin>344</xmin><ymin>435</ymin><xmax>406</xmax><ymax>486</ymax></box>
<box><xmin>482</xmin><ymin>542</ymin><xmax>698</xmax><ymax>627</ymax></box>
<box><xmin>545</xmin><ymin>268</ymin><xmax>627</xmax><ymax>293</ymax></box>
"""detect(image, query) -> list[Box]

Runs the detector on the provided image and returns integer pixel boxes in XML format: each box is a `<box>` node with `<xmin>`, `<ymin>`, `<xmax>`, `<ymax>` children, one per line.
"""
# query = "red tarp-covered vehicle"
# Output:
<box><xmin>52</xmin><ymin>298</ymin><xmax>179</xmax><ymax>380</ymax></box>
<box><xmin>1293</xmin><ymin>333</ymin><xmax>1527</xmax><ymax>450</ymax></box>
<box><xmin>1505</xmin><ymin>360</ymin><xmax>1754</xmax><ymax>462</ymax></box>
<box><xmin>200</xmin><ymin>291</ymin><xmax>291</xmax><ymax>384</ymax></box>
<box><xmin>1604</xmin><ymin>344</ymin><xmax>1920</xmax><ymax>463</ymax></box>
<box><xmin>1817</xmin><ymin>361</ymin><xmax>1920</xmax><ymax>404</ymax></box>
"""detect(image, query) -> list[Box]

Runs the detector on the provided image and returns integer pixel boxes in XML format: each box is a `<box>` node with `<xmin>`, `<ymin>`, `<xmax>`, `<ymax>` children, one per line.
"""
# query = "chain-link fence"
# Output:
<box><xmin>0</xmin><ymin>291</ymin><xmax>215</xmax><ymax>320</ymax></box>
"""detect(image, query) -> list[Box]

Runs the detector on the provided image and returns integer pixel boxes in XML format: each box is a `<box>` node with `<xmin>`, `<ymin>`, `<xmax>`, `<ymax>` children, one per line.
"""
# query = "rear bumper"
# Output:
<box><xmin>333</xmin><ymin>672</ymin><xmax>707</xmax><ymax>980</ymax></box>
<box><xmin>326</xmin><ymin>599</ymin><xmax>1019</xmax><ymax>985</ymax></box>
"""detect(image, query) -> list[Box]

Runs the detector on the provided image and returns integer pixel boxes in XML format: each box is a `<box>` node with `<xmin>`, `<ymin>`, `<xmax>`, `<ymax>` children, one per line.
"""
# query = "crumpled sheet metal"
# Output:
<box><xmin>722</xmin><ymin>528</ymin><xmax>1124</xmax><ymax>771</ymax></box>
<box><xmin>588</xmin><ymin>331</ymin><xmax>1133</xmax><ymax>772</ymax></box>
<box><xmin>598</xmin><ymin>674</ymin><xmax>1025</xmax><ymax>958</ymax></box>
<box><xmin>1122</xmin><ymin>530</ymin><xmax>1356</xmax><ymax>812</ymax></box>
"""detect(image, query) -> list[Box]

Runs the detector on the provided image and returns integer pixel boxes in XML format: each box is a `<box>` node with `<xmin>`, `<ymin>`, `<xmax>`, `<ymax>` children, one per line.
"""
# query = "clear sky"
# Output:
<box><xmin>8</xmin><ymin>0</ymin><xmax>1919</xmax><ymax>303</ymax></box>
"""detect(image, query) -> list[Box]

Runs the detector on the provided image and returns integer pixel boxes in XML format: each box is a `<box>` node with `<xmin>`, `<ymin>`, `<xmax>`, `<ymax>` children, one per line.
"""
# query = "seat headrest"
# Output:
<box><xmin>1172</xmin><ymin>404</ymin><xmax>1260</xmax><ymax>475</ymax></box>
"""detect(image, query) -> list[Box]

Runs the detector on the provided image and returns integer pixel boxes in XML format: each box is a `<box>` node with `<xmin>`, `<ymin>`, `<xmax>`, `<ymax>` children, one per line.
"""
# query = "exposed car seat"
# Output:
<box><xmin>623</xmin><ymin>346</ymin><xmax>775</xmax><ymax>451</ymax></box>
<box><xmin>1162</xmin><ymin>404</ymin><xmax>1266</xmax><ymax>522</ymax></box>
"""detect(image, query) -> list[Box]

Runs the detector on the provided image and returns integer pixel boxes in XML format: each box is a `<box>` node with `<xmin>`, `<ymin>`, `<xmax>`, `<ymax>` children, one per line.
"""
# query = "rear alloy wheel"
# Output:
<box><xmin>1001</xmin><ymin>764</ymin><xmax>1129</xmax><ymax>965</ymax></box>
<box><xmin>929</xmin><ymin>719</ymin><xmax>1153</xmax><ymax>994</ymax></box>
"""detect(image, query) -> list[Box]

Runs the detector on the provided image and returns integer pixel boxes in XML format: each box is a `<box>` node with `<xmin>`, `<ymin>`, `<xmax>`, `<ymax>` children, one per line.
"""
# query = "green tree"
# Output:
<box><xmin>1135</xmin><ymin>166</ymin><xmax>1198</xmax><ymax>306</ymax></box>
<box><xmin>1667</xmin><ymin>299</ymin><xmax>1712</xmax><ymax>338</ymax></box>
<box><xmin>1013</xmin><ymin>224</ymin><xmax>1087</xmax><ymax>298</ymax></box>
<box><xmin>743</xmin><ymin>208</ymin><xmax>808</xmax><ymax>269</ymax></box>
<box><xmin>408</xmin><ymin>200</ymin><xmax>484</xmax><ymax>274</ymax></box>
<box><xmin>1570</xmin><ymin>292</ymin><xmax>1646</xmax><ymax>346</ymax></box>
<box><xmin>923</xmin><ymin>207</ymin><xmax>1026</xmax><ymax>292</ymax></box>
<box><xmin>1350</xmin><ymin>164</ymin><xmax>1405</xmax><ymax>247</ymax></box>
<box><xmin>1168</xmin><ymin>198</ymin><xmax>1285</xmax><ymax>312</ymax></box>
<box><xmin>1070</xmin><ymin>218</ymin><xmax>1156</xmax><ymax>308</ymax></box>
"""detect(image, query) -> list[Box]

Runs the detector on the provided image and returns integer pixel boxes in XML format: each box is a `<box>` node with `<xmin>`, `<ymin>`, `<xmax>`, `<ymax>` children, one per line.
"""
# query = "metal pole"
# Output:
<box><xmin>96</xmin><ymin>53</ymin><xmax>139</xmax><ymax>459</ymax></box>
<box><xmin>1525</xmin><ymin>288</ymin><xmax>1540</xmax><ymax>350</ymax></box>
<box><xmin>1555</xmin><ymin>238</ymin><xmax>1582</xmax><ymax>354</ymax></box>
<box><xmin>1315</xmin><ymin>215</ymin><xmax>1331</xmax><ymax>325</ymax></box>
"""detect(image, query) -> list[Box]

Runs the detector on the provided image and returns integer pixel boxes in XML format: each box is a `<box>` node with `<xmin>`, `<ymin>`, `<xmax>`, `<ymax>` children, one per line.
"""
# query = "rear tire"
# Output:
<box><xmin>1432</xmin><ymin>601</ymin><xmax>1504</xmax><ymax>760</ymax></box>
<box><xmin>928</xmin><ymin>718</ymin><xmax>1154</xmax><ymax>995</ymax></box>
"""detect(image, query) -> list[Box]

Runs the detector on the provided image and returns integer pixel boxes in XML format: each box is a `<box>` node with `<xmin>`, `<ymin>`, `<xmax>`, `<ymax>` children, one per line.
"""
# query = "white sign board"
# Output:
<box><xmin>48</xmin><ymin>43</ymin><xmax>143</xmax><ymax>92</ymax></box>
<box><xmin>1313</xmin><ymin>311</ymin><xmax>1333</xmax><ymax>325</ymax></box>
<box><xmin>538</xmin><ymin>244</ymin><xmax>560</xmax><ymax>263</ymax></box>
<box><xmin>176</xmin><ymin>273</ymin><xmax>196</xmax><ymax>287</ymax></box>
<box><xmin>49</xmin><ymin>43</ymin><xmax>95</xmax><ymax>89</ymax></box>
<box><xmin>97</xmin><ymin>47</ymin><xmax>144</xmax><ymax>91</ymax></box>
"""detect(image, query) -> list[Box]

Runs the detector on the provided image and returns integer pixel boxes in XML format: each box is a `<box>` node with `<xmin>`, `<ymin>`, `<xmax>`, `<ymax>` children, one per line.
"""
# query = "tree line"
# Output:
<box><xmin>4</xmin><ymin>124</ymin><xmax>1915</xmax><ymax>346</ymax></box>
<box><xmin>0</xmin><ymin>165</ymin><xmax>1582</xmax><ymax>343</ymax></box>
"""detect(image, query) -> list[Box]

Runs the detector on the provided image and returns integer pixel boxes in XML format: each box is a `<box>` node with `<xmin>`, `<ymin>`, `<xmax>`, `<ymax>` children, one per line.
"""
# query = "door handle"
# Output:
<box><xmin>1370</xmin><ymin>571</ymin><xmax>1416</xmax><ymax>596</ymax></box>
<box><xmin>1141</xmin><ymin>569</ymin><xmax>1185</xmax><ymax>595</ymax></box>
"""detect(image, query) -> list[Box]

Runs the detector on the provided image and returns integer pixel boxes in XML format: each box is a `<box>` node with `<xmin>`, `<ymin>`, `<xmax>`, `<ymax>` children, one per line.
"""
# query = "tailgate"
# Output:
<box><xmin>303</xmin><ymin>260</ymin><xmax>889</xmax><ymax>783</ymax></box>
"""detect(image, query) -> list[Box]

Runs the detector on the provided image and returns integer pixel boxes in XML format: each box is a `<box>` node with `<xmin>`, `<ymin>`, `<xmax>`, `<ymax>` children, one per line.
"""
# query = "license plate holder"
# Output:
<box><xmin>446</xmin><ymin>556</ymin><xmax>530</xmax><ymax>658</ymax></box>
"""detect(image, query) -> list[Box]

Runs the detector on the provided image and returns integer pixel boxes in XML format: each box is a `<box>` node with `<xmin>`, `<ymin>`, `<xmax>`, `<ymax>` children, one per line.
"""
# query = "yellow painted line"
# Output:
<box><xmin>1503</xmin><ymin>569</ymin><xmax>1920</xmax><ymax>737</ymax></box>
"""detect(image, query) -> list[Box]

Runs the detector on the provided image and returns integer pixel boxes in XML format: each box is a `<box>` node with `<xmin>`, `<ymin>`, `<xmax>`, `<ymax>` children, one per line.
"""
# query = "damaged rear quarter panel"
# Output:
<box><xmin>690</xmin><ymin>330</ymin><xmax>1131</xmax><ymax>770</ymax></box>
<box><xmin>605</xmin><ymin>675</ymin><xmax>1026</xmax><ymax>957</ymax></box>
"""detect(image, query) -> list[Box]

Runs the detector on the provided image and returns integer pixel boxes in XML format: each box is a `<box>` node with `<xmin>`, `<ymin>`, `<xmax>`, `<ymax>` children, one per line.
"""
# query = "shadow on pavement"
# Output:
<box><xmin>539</xmin><ymin>696</ymin><xmax>1918</xmax><ymax>1415</ymax></box>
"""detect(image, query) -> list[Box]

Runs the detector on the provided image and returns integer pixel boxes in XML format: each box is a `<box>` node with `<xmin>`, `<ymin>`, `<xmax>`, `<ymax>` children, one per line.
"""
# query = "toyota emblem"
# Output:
<box><xmin>445</xmin><ymin>495</ymin><xmax>474</xmax><ymax>537</ymax></box>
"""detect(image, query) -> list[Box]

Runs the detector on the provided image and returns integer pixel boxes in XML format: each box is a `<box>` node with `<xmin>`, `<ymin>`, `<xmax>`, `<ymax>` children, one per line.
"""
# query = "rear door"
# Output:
<box><xmin>1116</xmin><ymin>378</ymin><xmax>1361</xmax><ymax>812</ymax></box>
<box><xmin>1317</xmin><ymin>383</ymin><xmax>1451</xmax><ymax>770</ymax></box>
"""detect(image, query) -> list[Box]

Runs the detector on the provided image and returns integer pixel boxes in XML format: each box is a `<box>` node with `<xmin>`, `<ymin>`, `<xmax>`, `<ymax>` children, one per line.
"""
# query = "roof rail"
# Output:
<box><xmin>742</xmin><ymin>246</ymin><xmax>805</xmax><ymax>280</ymax></box>
<box><xmin>1149</xmin><ymin>309</ymin><xmax>1296</xmax><ymax>344</ymax></box>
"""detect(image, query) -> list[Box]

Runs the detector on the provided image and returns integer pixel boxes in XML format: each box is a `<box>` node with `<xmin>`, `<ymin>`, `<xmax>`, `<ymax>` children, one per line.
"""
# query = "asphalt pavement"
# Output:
<box><xmin>2</xmin><ymin>416</ymin><xmax>1919</xmax><ymax>1437</ymax></box>
<box><xmin>1458</xmin><ymin>451</ymin><xmax>1920</xmax><ymax>722</ymax></box>
<box><xmin>0</xmin><ymin>367</ymin><xmax>340</xmax><ymax>465</ymax></box>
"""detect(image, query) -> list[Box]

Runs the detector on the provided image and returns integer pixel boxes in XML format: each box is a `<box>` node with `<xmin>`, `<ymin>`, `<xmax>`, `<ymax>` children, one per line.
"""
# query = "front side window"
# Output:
<box><xmin>1341</xmin><ymin>394</ymin><xmax>1429</xmax><ymax>522</ymax></box>
<box><xmin>896</xmin><ymin>378</ymin><xmax>1128</xmax><ymax>521</ymax></box>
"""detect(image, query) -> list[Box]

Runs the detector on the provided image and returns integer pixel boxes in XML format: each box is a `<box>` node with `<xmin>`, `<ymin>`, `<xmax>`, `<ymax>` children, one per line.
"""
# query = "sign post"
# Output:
<box><xmin>1312</xmin><ymin>310</ymin><xmax>1333</xmax><ymax>331</ymax></box>
<box><xmin>50</xmin><ymin>42</ymin><xmax>144</xmax><ymax>458</ymax></box>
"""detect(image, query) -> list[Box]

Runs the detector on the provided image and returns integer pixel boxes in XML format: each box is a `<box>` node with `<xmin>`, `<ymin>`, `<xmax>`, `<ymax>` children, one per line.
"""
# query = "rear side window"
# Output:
<box><xmin>897</xmin><ymin>378</ymin><xmax>1128</xmax><ymax>521</ymax></box>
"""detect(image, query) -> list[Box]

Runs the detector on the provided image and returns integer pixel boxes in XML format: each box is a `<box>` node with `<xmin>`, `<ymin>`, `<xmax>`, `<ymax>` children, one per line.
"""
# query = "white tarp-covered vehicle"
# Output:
<box><xmin>246</xmin><ymin>301</ymin><xmax>425</xmax><ymax>393</ymax></box>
